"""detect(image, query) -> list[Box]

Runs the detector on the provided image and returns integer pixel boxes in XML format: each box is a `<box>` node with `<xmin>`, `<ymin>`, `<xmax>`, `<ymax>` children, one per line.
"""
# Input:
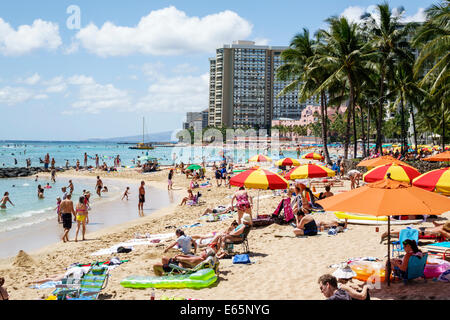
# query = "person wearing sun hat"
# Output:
<box><xmin>332</xmin><ymin>263</ymin><xmax>370</xmax><ymax>300</ymax></box>
<box><xmin>216</xmin><ymin>213</ymin><xmax>252</xmax><ymax>251</ymax></box>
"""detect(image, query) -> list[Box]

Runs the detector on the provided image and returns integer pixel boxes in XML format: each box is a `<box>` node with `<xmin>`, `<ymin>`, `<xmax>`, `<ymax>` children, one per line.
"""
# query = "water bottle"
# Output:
<box><xmin>150</xmin><ymin>289</ymin><xmax>155</xmax><ymax>300</ymax></box>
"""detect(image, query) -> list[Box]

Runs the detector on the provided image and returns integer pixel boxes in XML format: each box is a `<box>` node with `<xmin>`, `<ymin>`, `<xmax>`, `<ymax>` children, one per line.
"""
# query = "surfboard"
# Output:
<box><xmin>336</xmin><ymin>218</ymin><xmax>423</xmax><ymax>225</ymax></box>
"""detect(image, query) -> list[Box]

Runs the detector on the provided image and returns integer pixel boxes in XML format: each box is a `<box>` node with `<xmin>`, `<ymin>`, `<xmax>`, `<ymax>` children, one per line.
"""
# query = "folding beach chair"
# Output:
<box><xmin>55</xmin><ymin>264</ymin><xmax>110</xmax><ymax>300</ymax></box>
<box><xmin>392</xmin><ymin>227</ymin><xmax>419</xmax><ymax>257</ymax></box>
<box><xmin>424</xmin><ymin>242</ymin><xmax>450</xmax><ymax>261</ymax></box>
<box><xmin>393</xmin><ymin>253</ymin><xmax>428</xmax><ymax>285</ymax></box>
<box><xmin>224</xmin><ymin>226</ymin><xmax>251</xmax><ymax>255</ymax></box>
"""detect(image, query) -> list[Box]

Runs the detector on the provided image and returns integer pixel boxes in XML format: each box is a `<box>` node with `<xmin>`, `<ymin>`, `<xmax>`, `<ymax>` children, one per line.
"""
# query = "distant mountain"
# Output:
<box><xmin>86</xmin><ymin>131</ymin><xmax>177</xmax><ymax>143</ymax></box>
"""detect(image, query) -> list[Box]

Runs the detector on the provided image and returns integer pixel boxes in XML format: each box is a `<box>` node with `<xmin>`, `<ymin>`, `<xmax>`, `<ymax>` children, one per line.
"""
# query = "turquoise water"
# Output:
<box><xmin>0</xmin><ymin>141</ymin><xmax>303</xmax><ymax>168</ymax></box>
<box><xmin>0</xmin><ymin>141</ymin><xmax>305</xmax><ymax>234</ymax></box>
<box><xmin>0</xmin><ymin>176</ymin><xmax>121</xmax><ymax>233</ymax></box>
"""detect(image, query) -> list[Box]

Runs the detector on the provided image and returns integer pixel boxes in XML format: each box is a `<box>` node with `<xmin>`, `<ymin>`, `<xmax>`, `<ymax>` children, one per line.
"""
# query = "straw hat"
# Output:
<box><xmin>332</xmin><ymin>263</ymin><xmax>356</xmax><ymax>280</ymax></box>
<box><xmin>242</xmin><ymin>214</ymin><xmax>252</xmax><ymax>225</ymax></box>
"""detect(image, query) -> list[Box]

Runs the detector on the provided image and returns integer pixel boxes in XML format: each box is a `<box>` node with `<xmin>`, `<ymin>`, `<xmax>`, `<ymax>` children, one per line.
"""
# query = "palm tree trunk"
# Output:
<box><xmin>361</xmin><ymin>106</ymin><xmax>367</xmax><ymax>158</ymax></box>
<box><xmin>320</xmin><ymin>91</ymin><xmax>331</xmax><ymax>164</ymax></box>
<box><xmin>442</xmin><ymin>102</ymin><xmax>446</xmax><ymax>152</ymax></box>
<box><xmin>377</xmin><ymin>67</ymin><xmax>386</xmax><ymax>155</ymax></box>
<box><xmin>346</xmin><ymin>74</ymin><xmax>355</xmax><ymax>160</ymax></box>
<box><xmin>353</xmin><ymin>102</ymin><xmax>357</xmax><ymax>159</ymax></box>
<box><xmin>400</xmin><ymin>94</ymin><xmax>406</xmax><ymax>156</ymax></box>
<box><xmin>410</xmin><ymin>105</ymin><xmax>418</xmax><ymax>154</ymax></box>
<box><xmin>367</xmin><ymin>105</ymin><xmax>371</xmax><ymax>155</ymax></box>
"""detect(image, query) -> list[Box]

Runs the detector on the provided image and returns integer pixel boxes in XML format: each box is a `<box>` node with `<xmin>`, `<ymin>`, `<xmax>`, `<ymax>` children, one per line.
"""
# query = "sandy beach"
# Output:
<box><xmin>0</xmin><ymin>161</ymin><xmax>449</xmax><ymax>300</ymax></box>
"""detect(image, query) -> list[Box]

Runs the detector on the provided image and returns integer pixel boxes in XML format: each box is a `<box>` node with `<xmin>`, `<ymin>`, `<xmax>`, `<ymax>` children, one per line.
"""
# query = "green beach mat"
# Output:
<box><xmin>120</xmin><ymin>268</ymin><xmax>217</xmax><ymax>289</ymax></box>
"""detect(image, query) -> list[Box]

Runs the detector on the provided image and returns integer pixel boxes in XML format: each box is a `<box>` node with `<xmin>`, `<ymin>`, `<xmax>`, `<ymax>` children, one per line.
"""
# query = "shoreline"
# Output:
<box><xmin>0</xmin><ymin>170</ymin><xmax>182</xmax><ymax>261</ymax></box>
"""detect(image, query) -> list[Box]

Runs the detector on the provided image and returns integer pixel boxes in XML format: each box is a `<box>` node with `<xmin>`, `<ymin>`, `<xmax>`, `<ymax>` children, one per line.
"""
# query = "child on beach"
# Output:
<box><xmin>122</xmin><ymin>187</ymin><xmax>130</xmax><ymax>200</ymax></box>
<box><xmin>168</xmin><ymin>169</ymin><xmax>174</xmax><ymax>190</ymax></box>
<box><xmin>55</xmin><ymin>197</ymin><xmax>62</xmax><ymax>223</ymax></box>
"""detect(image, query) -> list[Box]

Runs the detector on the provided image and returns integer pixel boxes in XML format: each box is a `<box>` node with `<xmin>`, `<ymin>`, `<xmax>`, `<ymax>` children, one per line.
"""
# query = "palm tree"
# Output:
<box><xmin>313</xmin><ymin>16</ymin><xmax>367</xmax><ymax>159</ymax></box>
<box><xmin>276</xmin><ymin>28</ymin><xmax>332</xmax><ymax>163</ymax></box>
<box><xmin>363</xmin><ymin>2</ymin><xmax>414</xmax><ymax>155</ymax></box>
<box><xmin>413</xmin><ymin>0</ymin><xmax>449</xmax><ymax>150</ymax></box>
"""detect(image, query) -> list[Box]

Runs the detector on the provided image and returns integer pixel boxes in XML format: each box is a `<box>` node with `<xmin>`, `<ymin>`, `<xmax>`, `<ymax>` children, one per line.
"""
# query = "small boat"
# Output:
<box><xmin>129</xmin><ymin>117</ymin><xmax>154</xmax><ymax>150</ymax></box>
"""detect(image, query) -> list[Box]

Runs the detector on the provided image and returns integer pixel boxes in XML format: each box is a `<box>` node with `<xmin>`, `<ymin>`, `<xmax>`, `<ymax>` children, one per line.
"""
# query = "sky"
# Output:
<box><xmin>0</xmin><ymin>0</ymin><xmax>435</xmax><ymax>141</ymax></box>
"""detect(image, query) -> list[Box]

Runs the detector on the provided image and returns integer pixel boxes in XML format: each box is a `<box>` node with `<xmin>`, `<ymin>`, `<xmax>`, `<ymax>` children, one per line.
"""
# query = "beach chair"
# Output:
<box><xmin>55</xmin><ymin>264</ymin><xmax>110</xmax><ymax>300</ymax></box>
<box><xmin>166</xmin><ymin>256</ymin><xmax>220</xmax><ymax>275</ymax></box>
<box><xmin>393</xmin><ymin>253</ymin><xmax>428</xmax><ymax>285</ymax></box>
<box><xmin>224</xmin><ymin>226</ymin><xmax>251</xmax><ymax>254</ymax></box>
<box><xmin>392</xmin><ymin>228</ymin><xmax>419</xmax><ymax>257</ymax></box>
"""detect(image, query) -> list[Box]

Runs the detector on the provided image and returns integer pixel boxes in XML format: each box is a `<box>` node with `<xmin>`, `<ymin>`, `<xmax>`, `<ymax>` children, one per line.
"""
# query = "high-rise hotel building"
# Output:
<box><xmin>208</xmin><ymin>40</ymin><xmax>314</xmax><ymax>129</ymax></box>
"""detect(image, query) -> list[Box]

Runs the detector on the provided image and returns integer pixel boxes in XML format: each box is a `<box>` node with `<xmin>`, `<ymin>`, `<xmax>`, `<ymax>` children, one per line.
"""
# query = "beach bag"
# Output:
<box><xmin>232</xmin><ymin>254</ymin><xmax>251</xmax><ymax>264</ymax></box>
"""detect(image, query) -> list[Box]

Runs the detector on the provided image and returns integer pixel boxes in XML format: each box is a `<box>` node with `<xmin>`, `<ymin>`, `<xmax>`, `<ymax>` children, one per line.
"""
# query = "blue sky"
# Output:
<box><xmin>0</xmin><ymin>0</ymin><xmax>435</xmax><ymax>140</ymax></box>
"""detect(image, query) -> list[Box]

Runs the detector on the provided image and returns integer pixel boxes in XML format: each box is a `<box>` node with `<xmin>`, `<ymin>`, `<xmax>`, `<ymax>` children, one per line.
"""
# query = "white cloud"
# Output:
<box><xmin>142</xmin><ymin>62</ymin><xmax>165</xmax><ymax>79</ymax></box>
<box><xmin>171</xmin><ymin>63</ymin><xmax>198</xmax><ymax>74</ymax></box>
<box><xmin>19</xmin><ymin>73</ymin><xmax>41</xmax><ymax>85</ymax></box>
<box><xmin>68</xmin><ymin>77</ymin><xmax>132</xmax><ymax>114</ymax></box>
<box><xmin>341</xmin><ymin>5</ymin><xmax>426</xmax><ymax>24</ymax></box>
<box><xmin>0</xmin><ymin>86</ymin><xmax>33</xmax><ymax>105</ymax></box>
<box><xmin>0</xmin><ymin>18</ymin><xmax>62</xmax><ymax>56</ymax></box>
<box><xmin>74</xmin><ymin>6</ymin><xmax>253</xmax><ymax>57</ymax></box>
<box><xmin>135</xmin><ymin>73</ymin><xmax>209</xmax><ymax>113</ymax></box>
<box><xmin>401</xmin><ymin>8</ymin><xmax>426</xmax><ymax>23</ymax></box>
<box><xmin>45</xmin><ymin>83</ymin><xmax>67</xmax><ymax>93</ymax></box>
<box><xmin>33</xmin><ymin>93</ymin><xmax>48</xmax><ymax>100</ymax></box>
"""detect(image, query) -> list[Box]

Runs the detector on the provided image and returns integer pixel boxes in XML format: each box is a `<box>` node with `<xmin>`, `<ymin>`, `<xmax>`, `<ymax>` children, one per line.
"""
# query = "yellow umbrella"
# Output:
<box><xmin>285</xmin><ymin>164</ymin><xmax>335</xmax><ymax>180</ymax></box>
<box><xmin>248</xmin><ymin>154</ymin><xmax>272</xmax><ymax>162</ymax></box>
<box><xmin>275</xmin><ymin>158</ymin><xmax>301</xmax><ymax>167</ymax></box>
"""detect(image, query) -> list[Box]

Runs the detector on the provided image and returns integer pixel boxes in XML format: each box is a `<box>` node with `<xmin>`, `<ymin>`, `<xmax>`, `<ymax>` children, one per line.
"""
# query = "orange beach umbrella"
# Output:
<box><xmin>422</xmin><ymin>151</ymin><xmax>450</xmax><ymax>162</ymax></box>
<box><xmin>317</xmin><ymin>179</ymin><xmax>450</xmax><ymax>286</ymax></box>
<box><xmin>357</xmin><ymin>155</ymin><xmax>411</xmax><ymax>169</ymax></box>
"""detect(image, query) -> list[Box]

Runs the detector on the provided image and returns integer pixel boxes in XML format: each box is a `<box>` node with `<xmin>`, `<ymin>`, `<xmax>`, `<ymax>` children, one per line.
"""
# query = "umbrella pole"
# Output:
<box><xmin>387</xmin><ymin>217</ymin><xmax>391</xmax><ymax>287</ymax></box>
<box><xmin>257</xmin><ymin>189</ymin><xmax>260</xmax><ymax>216</ymax></box>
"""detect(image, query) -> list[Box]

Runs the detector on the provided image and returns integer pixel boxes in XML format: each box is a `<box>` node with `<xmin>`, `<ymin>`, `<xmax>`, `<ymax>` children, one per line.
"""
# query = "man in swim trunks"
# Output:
<box><xmin>138</xmin><ymin>181</ymin><xmax>145</xmax><ymax>215</ymax></box>
<box><xmin>84</xmin><ymin>153</ymin><xmax>88</xmax><ymax>167</ymax></box>
<box><xmin>60</xmin><ymin>194</ymin><xmax>76</xmax><ymax>242</ymax></box>
<box><xmin>96</xmin><ymin>176</ymin><xmax>103</xmax><ymax>197</ymax></box>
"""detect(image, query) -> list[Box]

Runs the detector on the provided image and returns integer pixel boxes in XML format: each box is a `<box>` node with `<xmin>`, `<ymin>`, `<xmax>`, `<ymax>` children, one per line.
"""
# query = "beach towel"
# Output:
<box><xmin>30</xmin><ymin>281</ymin><xmax>63</xmax><ymax>290</ymax></box>
<box><xmin>272</xmin><ymin>198</ymin><xmax>294</xmax><ymax>223</ymax></box>
<box><xmin>90</xmin><ymin>238</ymin><xmax>168</xmax><ymax>256</ymax></box>
<box><xmin>180</xmin><ymin>222</ymin><xmax>202</xmax><ymax>229</ymax></box>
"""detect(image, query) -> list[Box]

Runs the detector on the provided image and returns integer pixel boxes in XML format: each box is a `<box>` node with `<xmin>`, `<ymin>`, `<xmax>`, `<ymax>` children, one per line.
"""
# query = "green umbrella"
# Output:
<box><xmin>187</xmin><ymin>164</ymin><xmax>202</xmax><ymax>171</ymax></box>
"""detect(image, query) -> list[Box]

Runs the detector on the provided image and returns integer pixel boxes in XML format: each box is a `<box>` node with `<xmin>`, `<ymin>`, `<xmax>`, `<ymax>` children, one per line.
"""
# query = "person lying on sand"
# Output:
<box><xmin>153</xmin><ymin>247</ymin><xmax>216</xmax><ymax>276</ymax></box>
<box><xmin>380</xmin><ymin>221</ymin><xmax>450</xmax><ymax>243</ymax></box>
<box><xmin>29</xmin><ymin>266</ymin><xmax>91</xmax><ymax>284</ymax></box>
<box><xmin>201</xmin><ymin>204</ymin><xmax>233</xmax><ymax>216</ymax></box>
<box><xmin>316</xmin><ymin>218</ymin><xmax>348</xmax><ymax>232</ymax></box>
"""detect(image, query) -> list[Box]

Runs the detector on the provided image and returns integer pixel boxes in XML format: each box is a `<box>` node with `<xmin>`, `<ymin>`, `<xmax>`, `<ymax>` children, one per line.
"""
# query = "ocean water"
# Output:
<box><xmin>0</xmin><ymin>176</ymin><xmax>122</xmax><ymax>233</ymax></box>
<box><xmin>0</xmin><ymin>141</ymin><xmax>303</xmax><ymax>168</ymax></box>
<box><xmin>0</xmin><ymin>141</ymin><xmax>304</xmax><ymax>234</ymax></box>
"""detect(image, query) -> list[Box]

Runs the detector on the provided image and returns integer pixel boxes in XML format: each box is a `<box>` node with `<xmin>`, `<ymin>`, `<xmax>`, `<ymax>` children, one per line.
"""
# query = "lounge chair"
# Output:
<box><xmin>392</xmin><ymin>228</ymin><xmax>419</xmax><ymax>257</ymax></box>
<box><xmin>54</xmin><ymin>264</ymin><xmax>110</xmax><ymax>300</ymax></box>
<box><xmin>424</xmin><ymin>242</ymin><xmax>450</xmax><ymax>260</ymax></box>
<box><xmin>166</xmin><ymin>256</ymin><xmax>220</xmax><ymax>275</ymax></box>
<box><xmin>224</xmin><ymin>225</ymin><xmax>251</xmax><ymax>254</ymax></box>
<box><xmin>393</xmin><ymin>253</ymin><xmax>428</xmax><ymax>285</ymax></box>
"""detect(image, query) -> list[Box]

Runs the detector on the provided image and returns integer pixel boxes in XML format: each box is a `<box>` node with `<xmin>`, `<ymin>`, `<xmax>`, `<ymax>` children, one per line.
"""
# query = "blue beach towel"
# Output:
<box><xmin>232</xmin><ymin>254</ymin><xmax>251</xmax><ymax>264</ymax></box>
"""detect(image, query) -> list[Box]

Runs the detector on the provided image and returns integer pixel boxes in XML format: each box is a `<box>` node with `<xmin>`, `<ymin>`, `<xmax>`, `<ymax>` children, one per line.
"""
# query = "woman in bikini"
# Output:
<box><xmin>1</xmin><ymin>192</ymin><xmax>14</xmax><ymax>209</ymax></box>
<box><xmin>179</xmin><ymin>189</ymin><xmax>194</xmax><ymax>206</ymax></box>
<box><xmin>74</xmin><ymin>196</ymin><xmax>89</xmax><ymax>242</ymax></box>
<box><xmin>231</xmin><ymin>186</ymin><xmax>253</xmax><ymax>225</ymax></box>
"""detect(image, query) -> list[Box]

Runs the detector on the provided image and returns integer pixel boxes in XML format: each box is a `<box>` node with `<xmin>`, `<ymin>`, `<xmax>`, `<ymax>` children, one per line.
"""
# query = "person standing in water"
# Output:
<box><xmin>51</xmin><ymin>168</ymin><xmax>56</xmax><ymax>183</ymax></box>
<box><xmin>1</xmin><ymin>192</ymin><xmax>14</xmax><ymax>209</ymax></box>
<box><xmin>44</xmin><ymin>153</ymin><xmax>50</xmax><ymax>171</ymax></box>
<box><xmin>122</xmin><ymin>187</ymin><xmax>130</xmax><ymax>200</ymax></box>
<box><xmin>138</xmin><ymin>181</ymin><xmax>146</xmax><ymax>216</ymax></box>
<box><xmin>60</xmin><ymin>194</ymin><xmax>76</xmax><ymax>242</ymax></box>
<box><xmin>84</xmin><ymin>153</ymin><xmax>88</xmax><ymax>168</ymax></box>
<box><xmin>95</xmin><ymin>154</ymin><xmax>99</xmax><ymax>169</ymax></box>
<box><xmin>168</xmin><ymin>169</ymin><xmax>174</xmax><ymax>190</ymax></box>
<box><xmin>67</xmin><ymin>180</ymin><xmax>74</xmax><ymax>195</ymax></box>
<box><xmin>96</xmin><ymin>176</ymin><xmax>103</xmax><ymax>197</ymax></box>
